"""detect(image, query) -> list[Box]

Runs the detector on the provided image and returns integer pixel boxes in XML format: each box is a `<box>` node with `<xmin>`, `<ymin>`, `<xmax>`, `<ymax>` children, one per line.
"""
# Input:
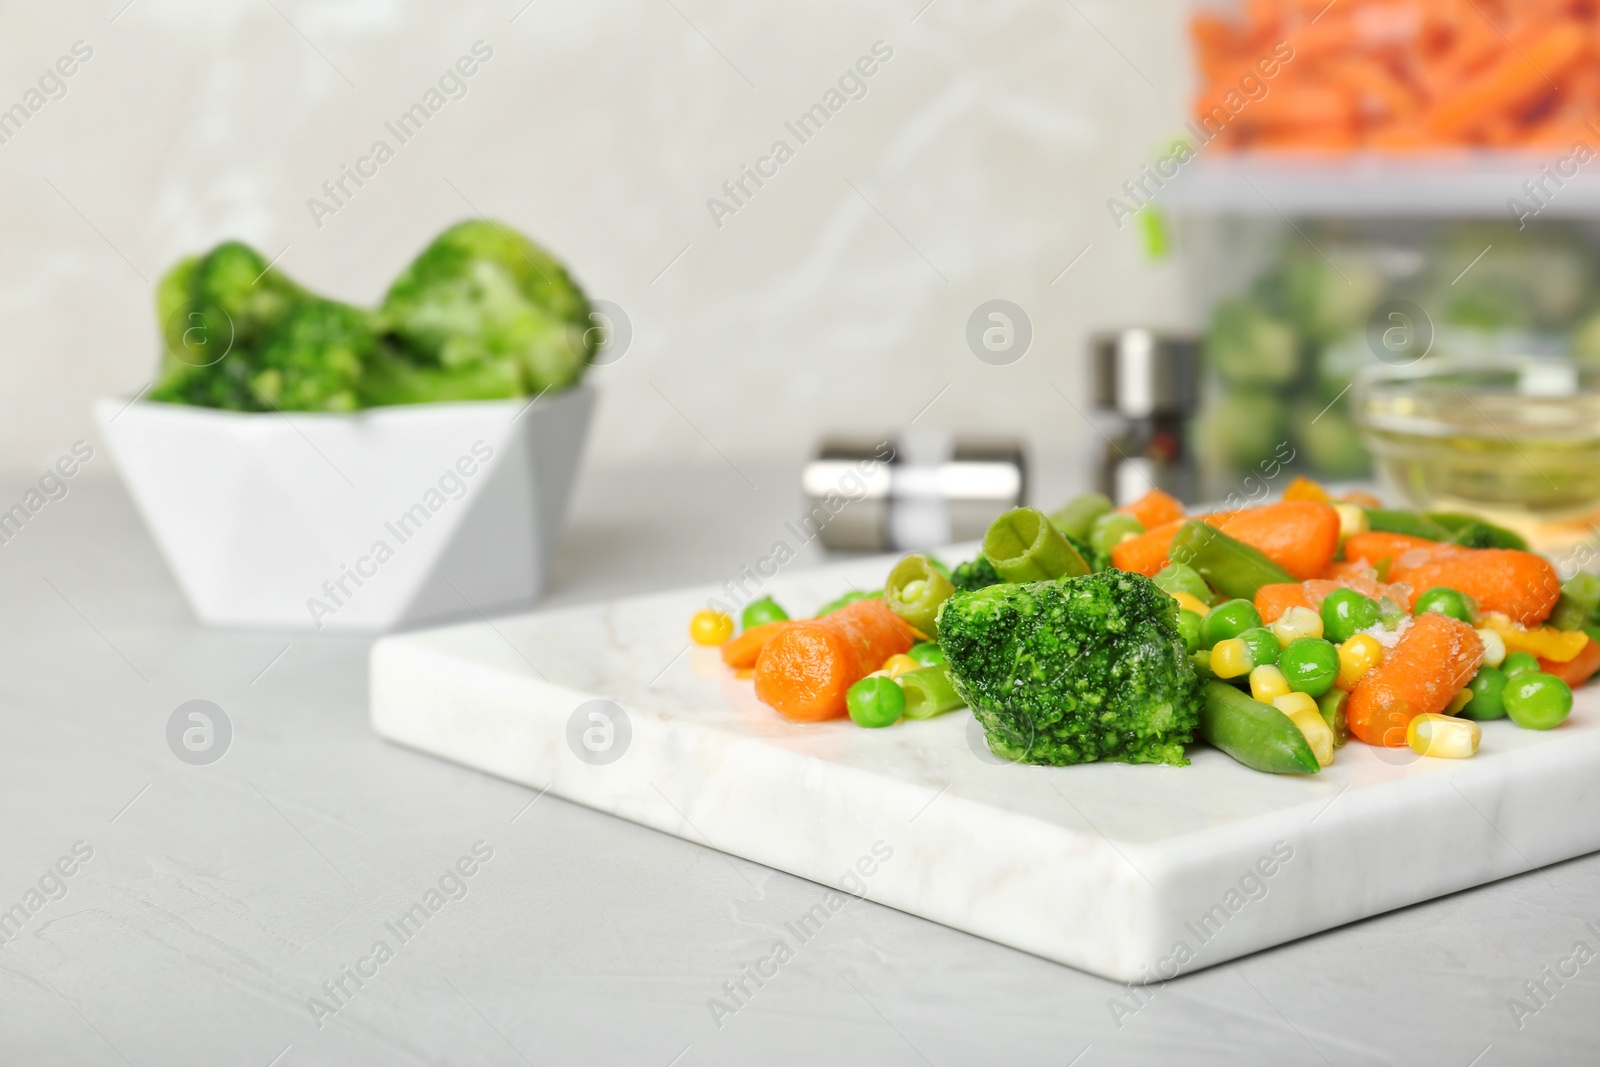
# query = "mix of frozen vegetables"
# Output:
<box><xmin>689</xmin><ymin>480</ymin><xmax>1598</xmax><ymax>774</ymax></box>
<box><xmin>151</xmin><ymin>220</ymin><xmax>595</xmax><ymax>412</ymax></box>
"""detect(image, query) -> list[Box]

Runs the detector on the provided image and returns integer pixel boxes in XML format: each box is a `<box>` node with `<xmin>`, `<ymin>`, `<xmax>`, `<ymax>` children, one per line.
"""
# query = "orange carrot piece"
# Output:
<box><xmin>1343</xmin><ymin>531</ymin><xmax>1438</xmax><ymax>565</ymax></box>
<box><xmin>1388</xmin><ymin>547</ymin><xmax>1564</xmax><ymax>626</ymax></box>
<box><xmin>1540</xmin><ymin>637</ymin><xmax>1600</xmax><ymax>687</ymax></box>
<box><xmin>1255</xmin><ymin>582</ymin><xmax>1314</xmax><ymax>624</ymax></box>
<box><xmin>1320</xmin><ymin>560</ymin><xmax>1379</xmax><ymax>583</ymax></box>
<box><xmin>1427</xmin><ymin>23</ymin><xmax>1589</xmax><ymax>138</ymax></box>
<box><xmin>1117</xmin><ymin>489</ymin><xmax>1185</xmax><ymax>531</ymax></box>
<box><xmin>1348</xmin><ymin>612</ymin><xmax>1484</xmax><ymax>747</ymax></box>
<box><xmin>1214</xmin><ymin>501</ymin><xmax>1342</xmax><ymax>581</ymax></box>
<box><xmin>753</xmin><ymin>599</ymin><xmax>916</xmax><ymax>722</ymax></box>
<box><xmin>1110</xmin><ymin>518</ymin><xmax>1188</xmax><ymax>577</ymax></box>
<box><xmin>1282</xmin><ymin>476</ymin><xmax>1331</xmax><ymax>504</ymax></box>
<box><xmin>721</xmin><ymin>620</ymin><xmax>791</xmax><ymax>669</ymax></box>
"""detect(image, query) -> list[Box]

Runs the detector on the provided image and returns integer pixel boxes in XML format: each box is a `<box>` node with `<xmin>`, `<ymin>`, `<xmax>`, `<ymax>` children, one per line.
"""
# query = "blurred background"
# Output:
<box><xmin>0</xmin><ymin>0</ymin><xmax>1194</xmax><ymax>495</ymax></box>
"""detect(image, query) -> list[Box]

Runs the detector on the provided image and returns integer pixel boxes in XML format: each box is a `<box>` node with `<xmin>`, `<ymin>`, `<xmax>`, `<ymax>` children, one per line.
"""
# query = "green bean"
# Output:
<box><xmin>1192</xmin><ymin>648</ymin><xmax>1216</xmax><ymax>681</ymax></box>
<box><xmin>1049</xmin><ymin>493</ymin><xmax>1113</xmax><ymax>542</ymax></box>
<box><xmin>1168</xmin><ymin>521</ymin><xmax>1294</xmax><ymax>601</ymax></box>
<box><xmin>900</xmin><ymin>665</ymin><xmax>966</xmax><ymax>719</ymax></box>
<box><xmin>1316</xmin><ymin>688</ymin><xmax>1349</xmax><ymax>747</ymax></box>
<box><xmin>1154</xmin><ymin>562</ymin><xmax>1213</xmax><ymax>603</ymax></box>
<box><xmin>885</xmin><ymin>554</ymin><xmax>956</xmax><ymax>636</ymax></box>
<box><xmin>1427</xmin><ymin>512</ymin><xmax>1529</xmax><ymax>550</ymax></box>
<box><xmin>1365</xmin><ymin>509</ymin><xmax>1451</xmax><ymax>541</ymax></box>
<box><xmin>1551</xmin><ymin>572</ymin><xmax>1600</xmax><ymax>631</ymax></box>
<box><xmin>982</xmin><ymin>507</ymin><xmax>1091</xmax><ymax>583</ymax></box>
<box><xmin>1198</xmin><ymin>680</ymin><xmax>1320</xmax><ymax>775</ymax></box>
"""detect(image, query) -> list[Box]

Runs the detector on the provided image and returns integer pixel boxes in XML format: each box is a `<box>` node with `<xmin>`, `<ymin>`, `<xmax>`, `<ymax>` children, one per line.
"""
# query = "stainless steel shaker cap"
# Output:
<box><xmin>1092</xmin><ymin>330</ymin><xmax>1200</xmax><ymax>418</ymax></box>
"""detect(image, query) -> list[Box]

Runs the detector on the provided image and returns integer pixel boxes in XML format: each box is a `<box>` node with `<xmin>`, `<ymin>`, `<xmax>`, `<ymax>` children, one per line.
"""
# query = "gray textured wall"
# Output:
<box><xmin>0</xmin><ymin>0</ymin><xmax>1193</xmax><ymax>476</ymax></box>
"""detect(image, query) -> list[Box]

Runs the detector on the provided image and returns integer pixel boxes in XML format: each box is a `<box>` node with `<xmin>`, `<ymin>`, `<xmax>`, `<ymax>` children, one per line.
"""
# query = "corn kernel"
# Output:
<box><xmin>1172</xmin><ymin>591</ymin><xmax>1211</xmax><ymax>617</ymax></box>
<box><xmin>1332</xmin><ymin>502</ymin><xmax>1369</xmax><ymax>545</ymax></box>
<box><xmin>882</xmin><ymin>654</ymin><xmax>919</xmax><ymax>678</ymax></box>
<box><xmin>1210</xmin><ymin>638</ymin><xmax>1252</xmax><ymax>679</ymax></box>
<box><xmin>1250</xmin><ymin>664</ymin><xmax>1291</xmax><ymax>703</ymax></box>
<box><xmin>1336</xmin><ymin>634</ymin><xmax>1383</xmax><ymax>690</ymax></box>
<box><xmin>1286</xmin><ymin>705</ymin><xmax>1335</xmax><ymax>766</ymax></box>
<box><xmin>1446</xmin><ymin>687</ymin><xmax>1475</xmax><ymax>715</ymax></box>
<box><xmin>1408</xmin><ymin>713</ymin><xmax>1481</xmax><ymax>758</ymax></box>
<box><xmin>1272</xmin><ymin>692</ymin><xmax>1319</xmax><ymax>717</ymax></box>
<box><xmin>1475</xmin><ymin>628</ymin><xmax>1507</xmax><ymax>669</ymax></box>
<box><xmin>1271</xmin><ymin>605</ymin><xmax>1325</xmax><ymax>646</ymax></box>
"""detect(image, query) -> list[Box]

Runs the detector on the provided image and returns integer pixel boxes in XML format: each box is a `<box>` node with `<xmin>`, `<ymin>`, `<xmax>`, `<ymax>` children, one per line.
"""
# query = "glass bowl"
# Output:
<box><xmin>1353</xmin><ymin>358</ymin><xmax>1600</xmax><ymax>553</ymax></box>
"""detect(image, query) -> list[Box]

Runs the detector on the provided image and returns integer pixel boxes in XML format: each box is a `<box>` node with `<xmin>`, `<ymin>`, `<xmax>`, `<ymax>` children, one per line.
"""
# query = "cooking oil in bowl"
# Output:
<box><xmin>1355</xmin><ymin>360</ymin><xmax>1600</xmax><ymax>553</ymax></box>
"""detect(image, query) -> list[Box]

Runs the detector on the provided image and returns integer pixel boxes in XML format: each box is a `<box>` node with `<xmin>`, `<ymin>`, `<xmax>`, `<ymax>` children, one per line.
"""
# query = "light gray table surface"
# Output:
<box><xmin>2</xmin><ymin>464</ymin><xmax>1597</xmax><ymax>1067</ymax></box>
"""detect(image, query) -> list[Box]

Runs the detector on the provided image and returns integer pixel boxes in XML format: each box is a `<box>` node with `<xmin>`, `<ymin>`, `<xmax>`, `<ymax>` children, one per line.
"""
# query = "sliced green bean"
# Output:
<box><xmin>900</xmin><ymin>665</ymin><xmax>966</xmax><ymax>719</ymax></box>
<box><xmin>885</xmin><ymin>554</ymin><xmax>956</xmax><ymax>636</ymax></box>
<box><xmin>1049</xmin><ymin>493</ymin><xmax>1113</xmax><ymax>542</ymax></box>
<box><xmin>982</xmin><ymin>507</ymin><xmax>1090</xmax><ymax>583</ymax></box>
<box><xmin>1199</xmin><ymin>680</ymin><xmax>1320</xmax><ymax>775</ymax></box>
<box><xmin>1316</xmin><ymin>688</ymin><xmax>1349</xmax><ymax>747</ymax></box>
<box><xmin>1365</xmin><ymin>509</ymin><xmax>1451</xmax><ymax>541</ymax></box>
<box><xmin>1167</xmin><ymin>521</ymin><xmax>1293</xmax><ymax>601</ymax></box>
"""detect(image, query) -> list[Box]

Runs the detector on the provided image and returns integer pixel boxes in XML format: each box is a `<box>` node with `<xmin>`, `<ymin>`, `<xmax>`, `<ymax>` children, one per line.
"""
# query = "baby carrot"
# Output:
<box><xmin>1347</xmin><ymin>612</ymin><xmax>1484</xmax><ymax>747</ymax></box>
<box><xmin>1342</xmin><ymin>531</ymin><xmax>1438</xmax><ymax>567</ymax></box>
<box><xmin>1539</xmin><ymin>637</ymin><xmax>1600</xmax><ymax>688</ymax></box>
<box><xmin>753</xmin><ymin>598</ymin><xmax>916</xmax><ymax>722</ymax></box>
<box><xmin>1255</xmin><ymin>582</ymin><xmax>1314</xmax><ymax>625</ymax></box>
<box><xmin>721</xmin><ymin>620</ymin><xmax>791</xmax><ymax>669</ymax></box>
<box><xmin>1388</xmin><ymin>547</ymin><xmax>1562</xmax><ymax>626</ymax></box>
<box><xmin>1117</xmin><ymin>489</ymin><xmax>1185</xmax><ymax>531</ymax></box>
<box><xmin>1215</xmin><ymin>501</ymin><xmax>1342</xmax><ymax>581</ymax></box>
<box><xmin>1110</xmin><ymin>517</ymin><xmax>1187</xmax><ymax>577</ymax></box>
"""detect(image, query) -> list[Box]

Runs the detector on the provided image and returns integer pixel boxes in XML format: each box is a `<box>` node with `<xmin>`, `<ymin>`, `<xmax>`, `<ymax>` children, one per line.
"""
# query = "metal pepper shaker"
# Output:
<box><xmin>1092</xmin><ymin>329</ymin><xmax>1201</xmax><ymax>505</ymax></box>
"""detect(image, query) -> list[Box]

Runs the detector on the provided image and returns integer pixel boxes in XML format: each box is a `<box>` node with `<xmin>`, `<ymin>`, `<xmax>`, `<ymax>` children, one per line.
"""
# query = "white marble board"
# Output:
<box><xmin>369</xmin><ymin>549</ymin><xmax>1600</xmax><ymax>982</ymax></box>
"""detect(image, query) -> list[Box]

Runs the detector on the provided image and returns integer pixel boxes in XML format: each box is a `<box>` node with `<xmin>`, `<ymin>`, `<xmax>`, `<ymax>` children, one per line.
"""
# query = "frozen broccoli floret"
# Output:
<box><xmin>938</xmin><ymin>570</ymin><xmax>1201</xmax><ymax>766</ymax></box>
<box><xmin>951</xmin><ymin>555</ymin><xmax>1002</xmax><ymax>592</ymax></box>
<box><xmin>150</xmin><ymin>241</ymin><xmax>372</xmax><ymax>412</ymax></box>
<box><xmin>379</xmin><ymin>220</ymin><xmax>593</xmax><ymax>400</ymax></box>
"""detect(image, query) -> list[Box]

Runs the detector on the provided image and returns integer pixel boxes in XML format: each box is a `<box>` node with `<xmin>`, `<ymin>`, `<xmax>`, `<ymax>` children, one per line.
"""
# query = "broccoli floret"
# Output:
<box><xmin>150</xmin><ymin>241</ymin><xmax>371</xmax><ymax>412</ymax></box>
<box><xmin>379</xmin><ymin>220</ymin><xmax>593</xmax><ymax>400</ymax></box>
<box><xmin>938</xmin><ymin>570</ymin><xmax>1201</xmax><ymax>766</ymax></box>
<box><xmin>1065</xmin><ymin>532</ymin><xmax>1109</xmax><ymax>572</ymax></box>
<box><xmin>951</xmin><ymin>555</ymin><xmax>1002</xmax><ymax>592</ymax></box>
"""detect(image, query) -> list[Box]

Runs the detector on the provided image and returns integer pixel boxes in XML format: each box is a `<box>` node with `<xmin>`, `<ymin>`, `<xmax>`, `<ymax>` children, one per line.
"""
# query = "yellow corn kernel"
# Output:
<box><xmin>1172</xmin><ymin>592</ymin><xmax>1211</xmax><ymax>617</ymax></box>
<box><xmin>1408</xmin><ymin>713</ymin><xmax>1481</xmax><ymax>759</ymax></box>
<box><xmin>882</xmin><ymin>654</ymin><xmax>919</xmax><ymax>678</ymax></box>
<box><xmin>1475</xmin><ymin>627</ymin><xmax>1507</xmax><ymax>669</ymax></box>
<box><xmin>1446</xmin><ymin>687</ymin><xmax>1475</xmax><ymax>714</ymax></box>
<box><xmin>1210</xmin><ymin>638</ymin><xmax>1251</xmax><ymax>679</ymax></box>
<box><xmin>1250</xmin><ymin>664</ymin><xmax>1291</xmax><ymax>703</ymax></box>
<box><xmin>689</xmin><ymin>609</ymin><xmax>735</xmax><ymax>646</ymax></box>
<box><xmin>1336</xmin><ymin>634</ymin><xmax>1383</xmax><ymax>690</ymax></box>
<box><xmin>1272</xmin><ymin>692</ymin><xmax>1319</xmax><ymax>718</ymax></box>
<box><xmin>1285</xmin><ymin>705</ymin><xmax>1335</xmax><ymax>766</ymax></box>
<box><xmin>1332</xmin><ymin>502</ymin><xmax>1369</xmax><ymax>545</ymax></box>
<box><xmin>1271</xmin><ymin>605</ymin><xmax>1325</xmax><ymax>646</ymax></box>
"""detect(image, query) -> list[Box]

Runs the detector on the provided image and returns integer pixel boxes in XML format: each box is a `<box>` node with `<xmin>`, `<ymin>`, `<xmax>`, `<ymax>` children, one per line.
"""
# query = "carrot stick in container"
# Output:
<box><xmin>753</xmin><ymin>598</ymin><xmax>916</xmax><ymax>722</ymax></box>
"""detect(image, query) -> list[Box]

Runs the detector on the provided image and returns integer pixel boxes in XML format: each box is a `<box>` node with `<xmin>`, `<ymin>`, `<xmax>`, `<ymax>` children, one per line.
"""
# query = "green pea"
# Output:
<box><xmin>909</xmin><ymin>641</ymin><xmax>946</xmax><ymax>667</ymax></box>
<box><xmin>1503</xmin><ymin>671</ymin><xmax>1573</xmax><ymax>730</ymax></box>
<box><xmin>1502</xmin><ymin>651</ymin><xmax>1542</xmax><ymax>676</ymax></box>
<box><xmin>1154</xmin><ymin>563</ymin><xmax>1213</xmax><ymax>604</ymax></box>
<box><xmin>1459</xmin><ymin>666</ymin><xmax>1507</xmax><ymax>721</ymax></box>
<box><xmin>1238</xmin><ymin>627</ymin><xmax>1280</xmax><ymax>669</ymax></box>
<box><xmin>1177</xmin><ymin>610</ymin><xmax>1203</xmax><ymax>653</ymax></box>
<box><xmin>846</xmin><ymin>675</ymin><xmax>905</xmax><ymax>728</ymax></box>
<box><xmin>1279</xmin><ymin>637</ymin><xmax>1340</xmax><ymax>697</ymax></box>
<box><xmin>1089</xmin><ymin>512</ymin><xmax>1144</xmax><ymax>558</ymax></box>
<box><xmin>1202</xmin><ymin>599</ymin><xmax>1263</xmax><ymax>649</ymax></box>
<box><xmin>1413</xmin><ymin>586</ymin><xmax>1475</xmax><ymax>625</ymax></box>
<box><xmin>1321</xmin><ymin>588</ymin><xmax>1380</xmax><ymax>643</ymax></box>
<box><xmin>741</xmin><ymin>596</ymin><xmax>789</xmax><ymax>629</ymax></box>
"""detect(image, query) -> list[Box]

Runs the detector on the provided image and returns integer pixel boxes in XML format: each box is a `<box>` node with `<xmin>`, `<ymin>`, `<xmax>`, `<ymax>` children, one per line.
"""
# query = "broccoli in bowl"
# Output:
<box><xmin>938</xmin><ymin>570</ymin><xmax>1202</xmax><ymax>767</ymax></box>
<box><xmin>148</xmin><ymin>221</ymin><xmax>595</xmax><ymax>412</ymax></box>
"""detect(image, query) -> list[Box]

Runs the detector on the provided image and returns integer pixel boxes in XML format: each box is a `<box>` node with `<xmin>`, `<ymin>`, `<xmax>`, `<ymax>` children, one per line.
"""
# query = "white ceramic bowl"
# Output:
<box><xmin>93</xmin><ymin>385</ymin><xmax>595</xmax><ymax>631</ymax></box>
